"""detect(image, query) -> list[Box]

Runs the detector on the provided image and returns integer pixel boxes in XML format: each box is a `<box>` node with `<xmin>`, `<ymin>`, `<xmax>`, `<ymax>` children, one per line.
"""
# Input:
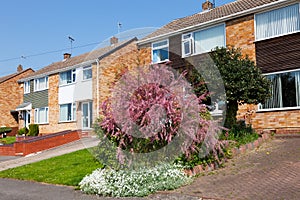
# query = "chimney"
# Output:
<box><xmin>17</xmin><ymin>64</ymin><xmax>23</xmax><ymax>72</ymax></box>
<box><xmin>202</xmin><ymin>0</ymin><xmax>214</xmax><ymax>11</ymax></box>
<box><xmin>110</xmin><ymin>36</ymin><xmax>118</xmax><ymax>45</ymax></box>
<box><xmin>63</xmin><ymin>53</ymin><xmax>71</xmax><ymax>60</ymax></box>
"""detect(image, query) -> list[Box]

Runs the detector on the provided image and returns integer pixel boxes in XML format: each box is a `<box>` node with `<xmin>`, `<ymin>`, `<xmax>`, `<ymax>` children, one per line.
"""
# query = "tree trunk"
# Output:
<box><xmin>224</xmin><ymin>100</ymin><xmax>238</xmax><ymax>129</ymax></box>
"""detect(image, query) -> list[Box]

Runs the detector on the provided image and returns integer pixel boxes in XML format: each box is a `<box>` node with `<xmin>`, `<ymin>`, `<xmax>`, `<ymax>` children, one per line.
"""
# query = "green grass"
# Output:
<box><xmin>0</xmin><ymin>136</ymin><xmax>16</xmax><ymax>144</ymax></box>
<box><xmin>0</xmin><ymin>149</ymin><xmax>103</xmax><ymax>186</ymax></box>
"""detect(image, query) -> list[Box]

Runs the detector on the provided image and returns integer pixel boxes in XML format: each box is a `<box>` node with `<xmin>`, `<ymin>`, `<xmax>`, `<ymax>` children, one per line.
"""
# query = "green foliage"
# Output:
<box><xmin>79</xmin><ymin>163</ymin><xmax>192</xmax><ymax>197</ymax></box>
<box><xmin>28</xmin><ymin>124</ymin><xmax>39</xmax><ymax>136</ymax></box>
<box><xmin>0</xmin><ymin>149</ymin><xmax>103</xmax><ymax>186</ymax></box>
<box><xmin>0</xmin><ymin>127</ymin><xmax>12</xmax><ymax>134</ymax></box>
<box><xmin>220</xmin><ymin>120</ymin><xmax>259</xmax><ymax>147</ymax></box>
<box><xmin>17</xmin><ymin>127</ymin><xmax>29</xmax><ymax>135</ymax></box>
<box><xmin>210</xmin><ymin>46</ymin><xmax>271</xmax><ymax>128</ymax></box>
<box><xmin>0</xmin><ymin>136</ymin><xmax>16</xmax><ymax>144</ymax></box>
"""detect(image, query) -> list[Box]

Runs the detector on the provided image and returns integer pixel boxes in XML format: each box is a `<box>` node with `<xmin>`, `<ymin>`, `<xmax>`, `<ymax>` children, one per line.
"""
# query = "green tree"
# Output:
<box><xmin>210</xmin><ymin>46</ymin><xmax>271</xmax><ymax>129</ymax></box>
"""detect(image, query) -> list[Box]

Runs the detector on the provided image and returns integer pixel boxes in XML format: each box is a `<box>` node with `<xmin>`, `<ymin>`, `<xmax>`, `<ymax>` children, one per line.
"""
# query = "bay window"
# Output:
<box><xmin>182</xmin><ymin>24</ymin><xmax>225</xmax><ymax>57</ymax></box>
<box><xmin>152</xmin><ymin>40</ymin><xmax>169</xmax><ymax>63</ymax></box>
<box><xmin>255</xmin><ymin>3</ymin><xmax>300</xmax><ymax>41</ymax></box>
<box><xmin>59</xmin><ymin>103</ymin><xmax>76</xmax><ymax>122</ymax></box>
<box><xmin>34</xmin><ymin>107</ymin><xmax>49</xmax><ymax>124</ymax></box>
<box><xmin>60</xmin><ymin>69</ymin><xmax>76</xmax><ymax>85</ymax></box>
<box><xmin>261</xmin><ymin>70</ymin><xmax>300</xmax><ymax>110</ymax></box>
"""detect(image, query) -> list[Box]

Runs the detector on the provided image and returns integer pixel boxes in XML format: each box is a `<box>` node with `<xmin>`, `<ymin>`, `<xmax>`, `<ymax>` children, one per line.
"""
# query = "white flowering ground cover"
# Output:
<box><xmin>79</xmin><ymin>163</ymin><xmax>192</xmax><ymax>197</ymax></box>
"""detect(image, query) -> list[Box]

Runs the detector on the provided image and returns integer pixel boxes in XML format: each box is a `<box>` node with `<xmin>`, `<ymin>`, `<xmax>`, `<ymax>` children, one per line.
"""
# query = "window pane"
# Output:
<box><xmin>83</xmin><ymin>68</ymin><xmax>92</xmax><ymax>80</ymax></box>
<box><xmin>153</xmin><ymin>40</ymin><xmax>167</xmax><ymax>48</ymax></box>
<box><xmin>60</xmin><ymin>104</ymin><xmax>68</xmax><ymax>121</ymax></box>
<box><xmin>256</xmin><ymin>4</ymin><xmax>300</xmax><ymax>40</ymax></box>
<box><xmin>194</xmin><ymin>24</ymin><xmax>225</xmax><ymax>54</ymax></box>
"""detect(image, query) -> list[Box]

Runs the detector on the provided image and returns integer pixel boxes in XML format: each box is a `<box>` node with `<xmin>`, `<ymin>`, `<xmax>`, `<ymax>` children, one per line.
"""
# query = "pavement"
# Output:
<box><xmin>0</xmin><ymin>136</ymin><xmax>299</xmax><ymax>200</ymax></box>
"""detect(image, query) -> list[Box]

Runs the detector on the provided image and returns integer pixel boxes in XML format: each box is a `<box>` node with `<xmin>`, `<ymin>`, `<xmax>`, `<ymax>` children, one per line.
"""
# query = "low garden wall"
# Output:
<box><xmin>0</xmin><ymin>130</ymin><xmax>81</xmax><ymax>156</ymax></box>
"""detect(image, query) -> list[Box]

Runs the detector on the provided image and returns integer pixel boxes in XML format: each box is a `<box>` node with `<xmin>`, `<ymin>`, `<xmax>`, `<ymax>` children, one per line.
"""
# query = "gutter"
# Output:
<box><xmin>137</xmin><ymin>0</ymin><xmax>298</xmax><ymax>45</ymax></box>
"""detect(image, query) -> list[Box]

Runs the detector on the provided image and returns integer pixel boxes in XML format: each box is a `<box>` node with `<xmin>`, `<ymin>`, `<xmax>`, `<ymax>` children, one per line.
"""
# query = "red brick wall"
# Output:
<box><xmin>0</xmin><ymin>130</ymin><xmax>81</xmax><ymax>156</ymax></box>
<box><xmin>0</xmin><ymin>69</ymin><xmax>34</xmax><ymax>131</ymax></box>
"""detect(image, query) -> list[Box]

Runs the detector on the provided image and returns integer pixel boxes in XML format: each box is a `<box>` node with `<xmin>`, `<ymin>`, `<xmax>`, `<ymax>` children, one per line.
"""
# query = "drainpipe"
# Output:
<box><xmin>96</xmin><ymin>59</ymin><xmax>100</xmax><ymax>117</ymax></box>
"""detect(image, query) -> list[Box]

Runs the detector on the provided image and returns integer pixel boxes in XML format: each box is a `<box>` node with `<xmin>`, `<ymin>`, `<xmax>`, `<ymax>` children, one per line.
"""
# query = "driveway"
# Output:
<box><xmin>0</xmin><ymin>137</ymin><xmax>299</xmax><ymax>200</ymax></box>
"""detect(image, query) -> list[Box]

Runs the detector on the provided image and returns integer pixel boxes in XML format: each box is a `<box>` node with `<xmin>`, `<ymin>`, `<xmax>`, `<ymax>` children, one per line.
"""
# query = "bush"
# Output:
<box><xmin>17</xmin><ymin>127</ymin><xmax>29</xmax><ymax>136</ymax></box>
<box><xmin>0</xmin><ymin>127</ymin><xmax>12</xmax><ymax>134</ymax></box>
<box><xmin>28</xmin><ymin>124</ymin><xmax>39</xmax><ymax>136</ymax></box>
<box><xmin>79</xmin><ymin>163</ymin><xmax>192</xmax><ymax>197</ymax></box>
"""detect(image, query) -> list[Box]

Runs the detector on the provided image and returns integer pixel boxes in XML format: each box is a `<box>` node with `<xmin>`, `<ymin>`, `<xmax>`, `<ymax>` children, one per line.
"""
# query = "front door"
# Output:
<box><xmin>23</xmin><ymin>110</ymin><xmax>31</xmax><ymax>128</ymax></box>
<box><xmin>82</xmin><ymin>102</ymin><xmax>93</xmax><ymax>129</ymax></box>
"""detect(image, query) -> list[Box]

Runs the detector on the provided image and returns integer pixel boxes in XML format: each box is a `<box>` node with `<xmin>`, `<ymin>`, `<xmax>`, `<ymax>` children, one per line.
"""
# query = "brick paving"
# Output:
<box><xmin>150</xmin><ymin>137</ymin><xmax>300</xmax><ymax>200</ymax></box>
<box><xmin>0</xmin><ymin>137</ymin><xmax>299</xmax><ymax>200</ymax></box>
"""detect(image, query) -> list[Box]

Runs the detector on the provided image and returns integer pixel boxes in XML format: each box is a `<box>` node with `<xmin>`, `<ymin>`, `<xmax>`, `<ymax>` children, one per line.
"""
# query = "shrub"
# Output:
<box><xmin>97</xmin><ymin>64</ymin><xmax>224</xmax><ymax>168</ymax></box>
<box><xmin>0</xmin><ymin>127</ymin><xmax>12</xmax><ymax>134</ymax></box>
<box><xmin>79</xmin><ymin>163</ymin><xmax>192</xmax><ymax>197</ymax></box>
<box><xmin>17</xmin><ymin>127</ymin><xmax>29</xmax><ymax>136</ymax></box>
<box><xmin>28</xmin><ymin>124</ymin><xmax>39</xmax><ymax>136</ymax></box>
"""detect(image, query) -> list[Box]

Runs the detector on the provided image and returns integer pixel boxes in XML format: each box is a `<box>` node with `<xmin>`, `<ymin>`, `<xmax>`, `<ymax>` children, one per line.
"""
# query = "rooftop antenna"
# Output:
<box><xmin>68</xmin><ymin>36</ymin><xmax>75</xmax><ymax>54</ymax></box>
<box><xmin>118</xmin><ymin>22</ymin><xmax>122</xmax><ymax>34</ymax></box>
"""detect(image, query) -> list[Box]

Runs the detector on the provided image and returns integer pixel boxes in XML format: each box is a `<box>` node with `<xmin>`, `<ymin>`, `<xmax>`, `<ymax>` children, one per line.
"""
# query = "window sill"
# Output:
<box><xmin>33</xmin><ymin>88</ymin><xmax>48</xmax><ymax>92</ymax></box>
<box><xmin>254</xmin><ymin>31</ymin><xmax>300</xmax><ymax>43</ymax></box>
<box><xmin>257</xmin><ymin>106</ymin><xmax>300</xmax><ymax>113</ymax></box>
<box><xmin>58</xmin><ymin>120</ymin><xmax>76</xmax><ymax>124</ymax></box>
<box><xmin>152</xmin><ymin>59</ymin><xmax>170</xmax><ymax>64</ymax></box>
<box><xmin>36</xmin><ymin>123</ymin><xmax>49</xmax><ymax>125</ymax></box>
<box><xmin>59</xmin><ymin>82</ymin><xmax>76</xmax><ymax>87</ymax></box>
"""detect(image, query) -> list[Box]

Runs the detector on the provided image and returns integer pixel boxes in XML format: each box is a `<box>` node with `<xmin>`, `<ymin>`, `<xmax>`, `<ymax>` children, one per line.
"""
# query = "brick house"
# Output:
<box><xmin>0</xmin><ymin>66</ymin><xmax>34</xmax><ymax>135</ymax></box>
<box><xmin>17</xmin><ymin>37</ymin><xmax>151</xmax><ymax>134</ymax></box>
<box><xmin>137</xmin><ymin>0</ymin><xmax>300</xmax><ymax>133</ymax></box>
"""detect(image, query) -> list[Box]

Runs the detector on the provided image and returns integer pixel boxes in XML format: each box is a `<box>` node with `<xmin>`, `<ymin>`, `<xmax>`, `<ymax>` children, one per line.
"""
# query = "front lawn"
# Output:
<box><xmin>0</xmin><ymin>136</ymin><xmax>16</xmax><ymax>145</ymax></box>
<box><xmin>0</xmin><ymin>149</ymin><xmax>103</xmax><ymax>186</ymax></box>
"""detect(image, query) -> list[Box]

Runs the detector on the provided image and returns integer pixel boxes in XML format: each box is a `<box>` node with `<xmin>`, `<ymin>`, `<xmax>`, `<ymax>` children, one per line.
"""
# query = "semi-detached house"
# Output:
<box><xmin>137</xmin><ymin>0</ymin><xmax>300</xmax><ymax>133</ymax></box>
<box><xmin>17</xmin><ymin>37</ymin><xmax>141</xmax><ymax>134</ymax></box>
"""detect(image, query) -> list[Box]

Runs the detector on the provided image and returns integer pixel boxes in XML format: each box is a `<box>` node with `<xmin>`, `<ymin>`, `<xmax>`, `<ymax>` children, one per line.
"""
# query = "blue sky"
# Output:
<box><xmin>0</xmin><ymin>0</ymin><xmax>234</xmax><ymax>76</ymax></box>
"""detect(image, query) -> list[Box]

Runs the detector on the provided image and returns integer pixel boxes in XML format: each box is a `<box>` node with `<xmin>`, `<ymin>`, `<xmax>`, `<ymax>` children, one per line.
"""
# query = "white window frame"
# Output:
<box><xmin>254</xmin><ymin>3</ymin><xmax>300</xmax><ymax>42</ymax></box>
<box><xmin>182</xmin><ymin>33</ymin><xmax>193</xmax><ymax>57</ymax></box>
<box><xmin>182</xmin><ymin>23</ymin><xmax>226</xmax><ymax>57</ymax></box>
<box><xmin>258</xmin><ymin>68</ymin><xmax>300</xmax><ymax>112</ymax></box>
<box><xmin>59</xmin><ymin>69</ymin><xmax>76</xmax><ymax>86</ymax></box>
<box><xmin>34</xmin><ymin>76</ymin><xmax>48</xmax><ymax>92</ymax></box>
<box><xmin>24</xmin><ymin>81</ymin><xmax>30</xmax><ymax>94</ymax></box>
<box><xmin>59</xmin><ymin>103</ymin><xmax>76</xmax><ymax>122</ymax></box>
<box><xmin>34</xmin><ymin>107</ymin><xmax>49</xmax><ymax>124</ymax></box>
<box><xmin>151</xmin><ymin>39</ymin><xmax>169</xmax><ymax>63</ymax></box>
<box><xmin>82</xmin><ymin>66</ymin><xmax>92</xmax><ymax>80</ymax></box>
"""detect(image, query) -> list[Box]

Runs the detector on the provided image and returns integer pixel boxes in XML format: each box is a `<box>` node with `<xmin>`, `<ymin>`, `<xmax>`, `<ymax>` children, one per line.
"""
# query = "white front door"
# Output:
<box><xmin>82</xmin><ymin>102</ymin><xmax>93</xmax><ymax>129</ymax></box>
<box><xmin>23</xmin><ymin>110</ymin><xmax>31</xmax><ymax>128</ymax></box>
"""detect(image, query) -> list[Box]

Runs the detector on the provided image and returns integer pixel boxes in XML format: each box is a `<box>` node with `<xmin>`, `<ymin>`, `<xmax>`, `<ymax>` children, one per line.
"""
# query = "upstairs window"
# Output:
<box><xmin>152</xmin><ymin>40</ymin><xmax>169</xmax><ymax>63</ymax></box>
<box><xmin>83</xmin><ymin>66</ymin><xmax>92</xmax><ymax>80</ymax></box>
<box><xmin>34</xmin><ymin>76</ymin><xmax>48</xmax><ymax>91</ymax></box>
<box><xmin>255</xmin><ymin>3</ymin><xmax>300</xmax><ymax>41</ymax></box>
<box><xmin>60</xmin><ymin>69</ymin><xmax>76</xmax><ymax>85</ymax></box>
<box><xmin>182</xmin><ymin>24</ymin><xmax>226</xmax><ymax>57</ymax></box>
<box><xmin>24</xmin><ymin>81</ymin><xmax>30</xmax><ymax>94</ymax></box>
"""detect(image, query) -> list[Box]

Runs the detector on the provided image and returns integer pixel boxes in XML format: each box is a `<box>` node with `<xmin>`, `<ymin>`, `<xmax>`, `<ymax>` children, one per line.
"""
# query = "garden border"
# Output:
<box><xmin>184</xmin><ymin>133</ymin><xmax>272</xmax><ymax>176</ymax></box>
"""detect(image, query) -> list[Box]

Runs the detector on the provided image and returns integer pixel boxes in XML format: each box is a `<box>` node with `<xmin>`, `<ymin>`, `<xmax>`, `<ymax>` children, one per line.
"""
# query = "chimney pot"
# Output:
<box><xmin>110</xmin><ymin>36</ymin><xmax>118</xmax><ymax>45</ymax></box>
<box><xmin>63</xmin><ymin>53</ymin><xmax>71</xmax><ymax>60</ymax></box>
<box><xmin>17</xmin><ymin>64</ymin><xmax>23</xmax><ymax>72</ymax></box>
<box><xmin>202</xmin><ymin>0</ymin><xmax>214</xmax><ymax>11</ymax></box>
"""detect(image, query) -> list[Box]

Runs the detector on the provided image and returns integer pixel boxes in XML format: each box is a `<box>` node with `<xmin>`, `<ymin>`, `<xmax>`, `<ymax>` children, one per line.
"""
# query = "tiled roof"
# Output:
<box><xmin>140</xmin><ymin>0</ymin><xmax>286</xmax><ymax>42</ymax></box>
<box><xmin>20</xmin><ymin>38</ymin><xmax>137</xmax><ymax>82</ymax></box>
<box><xmin>0</xmin><ymin>68</ymin><xmax>33</xmax><ymax>84</ymax></box>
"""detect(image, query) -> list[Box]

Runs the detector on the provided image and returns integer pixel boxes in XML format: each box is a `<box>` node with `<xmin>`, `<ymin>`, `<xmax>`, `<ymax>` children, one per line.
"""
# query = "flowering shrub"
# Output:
<box><xmin>79</xmin><ymin>163</ymin><xmax>192</xmax><ymax>197</ymax></box>
<box><xmin>96</xmin><ymin>64</ymin><xmax>224</xmax><ymax>168</ymax></box>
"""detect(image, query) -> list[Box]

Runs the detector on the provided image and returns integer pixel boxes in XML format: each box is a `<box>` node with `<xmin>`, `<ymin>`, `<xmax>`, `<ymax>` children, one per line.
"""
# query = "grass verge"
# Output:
<box><xmin>0</xmin><ymin>149</ymin><xmax>103</xmax><ymax>186</ymax></box>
